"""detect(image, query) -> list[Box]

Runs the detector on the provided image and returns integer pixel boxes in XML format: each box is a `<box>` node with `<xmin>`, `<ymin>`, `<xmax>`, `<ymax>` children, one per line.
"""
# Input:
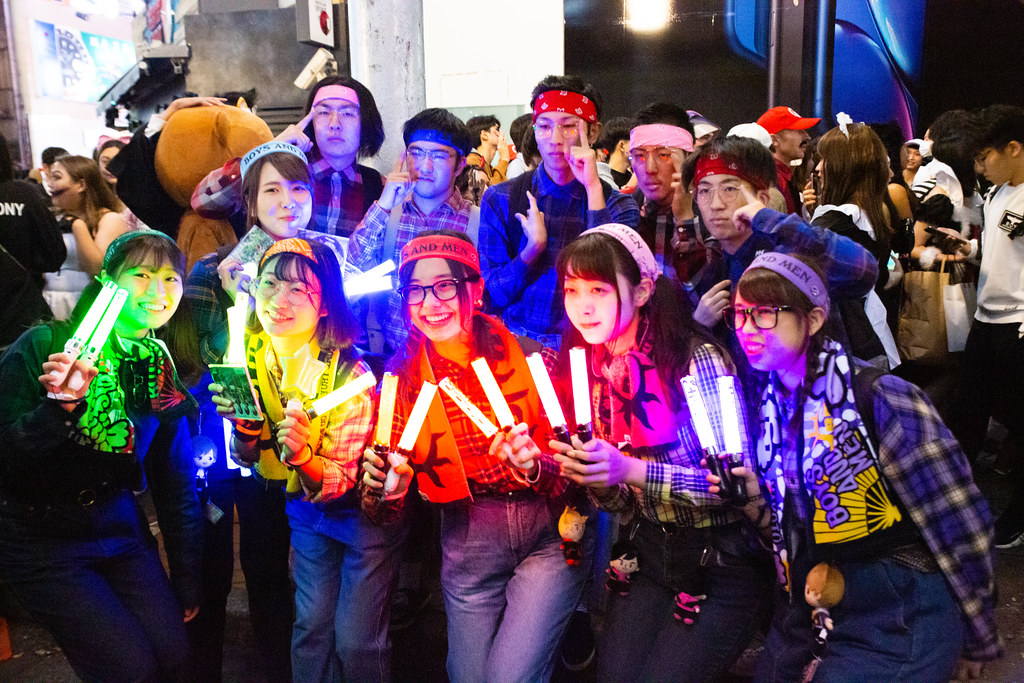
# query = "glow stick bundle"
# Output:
<box><xmin>306</xmin><ymin>370</ymin><xmax>377</xmax><ymax>419</ymax></box>
<box><xmin>569</xmin><ymin>347</ymin><xmax>593</xmax><ymax>442</ymax></box>
<box><xmin>49</xmin><ymin>281</ymin><xmax>129</xmax><ymax>398</ymax></box>
<box><xmin>383</xmin><ymin>380</ymin><xmax>437</xmax><ymax>495</ymax></box>
<box><xmin>681</xmin><ymin>375</ymin><xmax>747</xmax><ymax>503</ymax></box>
<box><xmin>525</xmin><ymin>352</ymin><xmax>571</xmax><ymax>445</ymax></box>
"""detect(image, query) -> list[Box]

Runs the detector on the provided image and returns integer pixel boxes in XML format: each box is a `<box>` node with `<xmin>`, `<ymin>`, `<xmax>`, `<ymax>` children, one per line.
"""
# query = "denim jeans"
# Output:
<box><xmin>287</xmin><ymin>496</ymin><xmax>406</xmax><ymax>682</ymax></box>
<box><xmin>756</xmin><ymin>557</ymin><xmax>963</xmax><ymax>682</ymax></box>
<box><xmin>596</xmin><ymin>518</ymin><xmax>773</xmax><ymax>683</ymax></box>
<box><xmin>439</xmin><ymin>491</ymin><xmax>593</xmax><ymax>683</ymax></box>
<box><xmin>0</xmin><ymin>492</ymin><xmax>191</xmax><ymax>681</ymax></box>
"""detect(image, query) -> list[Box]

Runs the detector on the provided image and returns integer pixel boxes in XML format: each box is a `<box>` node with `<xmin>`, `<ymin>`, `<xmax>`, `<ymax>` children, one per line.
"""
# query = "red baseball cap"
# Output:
<box><xmin>756</xmin><ymin>106</ymin><xmax>821</xmax><ymax>135</ymax></box>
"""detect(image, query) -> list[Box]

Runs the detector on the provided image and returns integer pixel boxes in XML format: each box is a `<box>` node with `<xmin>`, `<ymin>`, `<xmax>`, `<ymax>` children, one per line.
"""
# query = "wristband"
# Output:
<box><xmin>286</xmin><ymin>444</ymin><xmax>314</xmax><ymax>468</ymax></box>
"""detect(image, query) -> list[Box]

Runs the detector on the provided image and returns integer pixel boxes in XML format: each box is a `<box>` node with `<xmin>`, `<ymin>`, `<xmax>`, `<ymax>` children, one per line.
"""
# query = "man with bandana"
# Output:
<box><xmin>477</xmin><ymin>74</ymin><xmax>640</xmax><ymax>346</ymax></box>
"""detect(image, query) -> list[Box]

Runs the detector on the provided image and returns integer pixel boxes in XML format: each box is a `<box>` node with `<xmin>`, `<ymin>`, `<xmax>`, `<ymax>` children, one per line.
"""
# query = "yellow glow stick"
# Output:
<box><xmin>439</xmin><ymin>377</ymin><xmax>498</xmax><ymax>437</ymax></box>
<box><xmin>306</xmin><ymin>371</ymin><xmax>376</xmax><ymax>419</ymax></box>
<box><xmin>374</xmin><ymin>373</ymin><xmax>399</xmax><ymax>447</ymax></box>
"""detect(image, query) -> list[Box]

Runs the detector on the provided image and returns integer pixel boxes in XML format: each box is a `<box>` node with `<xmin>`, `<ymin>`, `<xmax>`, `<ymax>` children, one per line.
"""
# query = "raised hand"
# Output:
<box><xmin>216</xmin><ymin>256</ymin><xmax>249</xmax><ymax>302</ymax></box>
<box><xmin>378</xmin><ymin>150</ymin><xmax>414</xmax><ymax>211</ymax></box>
<box><xmin>275</xmin><ymin>110</ymin><xmax>316</xmax><ymax>153</ymax></box>
<box><xmin>694</xmin><ymin>279</ymin><xmax>732</xmax><ymax>327</ymax></box>
<box><xmin>516</xmin><ymin>190</ymin><xmax>547</xmax><ymax>265</ymax></box>
<box><xmin>670</xmin><ymin>148</ymin><xmax>695</xmax><ymax>222</ymax></box>
<box><xmin>40</xmin><ymin>352</ymin><xmax>98</xmax><ymax>407</ymax></box>
<box><xmin>731</xmin><ymin>185</ymin><xmax>766</xmax><ymax>235</ymax></box>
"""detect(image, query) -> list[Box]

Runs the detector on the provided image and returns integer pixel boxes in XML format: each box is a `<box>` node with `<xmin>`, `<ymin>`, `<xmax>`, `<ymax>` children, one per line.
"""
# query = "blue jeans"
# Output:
<box><xmin>287</xmin><ymin>496</ymin><xmax>406</xmax><ymax>682</ymax></box>
<box><xmin>597</xmin><ymin>519</ymin><xmax>773</xmax><ymax>683</ymax></box>
<box><xmin>440</xmin><ymin>491</ymin><xmax>593</xmax><ymax>683</ymax></box>
<box><xmin>0</xmin><ymin>492</ymin><xmax>191</xmax><ymax>681</ymax></box>
<box><xmin>757</xmin><ymin>557</ymin><xmax>963</xmax><ymax>682</ymax></box>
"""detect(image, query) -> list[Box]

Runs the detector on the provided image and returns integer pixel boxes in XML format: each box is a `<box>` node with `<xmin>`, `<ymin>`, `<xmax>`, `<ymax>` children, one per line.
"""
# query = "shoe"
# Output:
<box><xmin>559</xmin><ymin>610</ymin><xmax>596</xmax><ymax>673</ymax></box>
<box><xmin>994</xmin><ymin>515</ymin><xmax>1024</xmax><ymax>549</ymax></box>
<box><xmin>389</xmin><ymin>589</ymin><xmax>430</xmax><ymax>632</ymax></box>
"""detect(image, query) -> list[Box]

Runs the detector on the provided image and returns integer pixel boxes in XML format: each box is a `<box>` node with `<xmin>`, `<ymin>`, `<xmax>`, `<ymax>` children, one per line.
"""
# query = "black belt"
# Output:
<box><xmin>0</xmin><ymin>480</ymin><xmax>127</xmax><ymax>512</ymax></box>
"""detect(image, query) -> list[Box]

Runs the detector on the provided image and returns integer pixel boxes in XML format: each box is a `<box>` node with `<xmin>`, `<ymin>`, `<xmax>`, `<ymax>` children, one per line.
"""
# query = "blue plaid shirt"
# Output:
<box><xmin>478</xmin><ymin>163</ymin><xmax>640</xmax><ymax>346</ymax></box>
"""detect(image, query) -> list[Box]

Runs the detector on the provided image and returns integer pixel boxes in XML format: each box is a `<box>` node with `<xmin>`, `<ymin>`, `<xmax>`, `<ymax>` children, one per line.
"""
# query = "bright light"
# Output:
<box><xmin>625</xmin><ymin>0</ymin><xmax>672</xmax><ymax>33</ymax></box>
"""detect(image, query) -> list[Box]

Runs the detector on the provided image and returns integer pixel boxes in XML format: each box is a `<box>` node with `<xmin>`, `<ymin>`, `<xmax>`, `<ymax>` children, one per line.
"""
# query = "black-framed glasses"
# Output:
<box><xmin>407</xmin><ymin>147</ymin><xmax>455</xmax><ymax>163</ymax></box>
<box><xmin>724</xmin><ymin>305</ymin><xmax>793</xmax><ymax>330</ymax></box>
<box><xmin>252</xmin><ymin>276</ymin><xmax>319</xmax><ymax>307</ymax></box>
<box><xmin>399</xmin><ymin>278</ymin><xmax>462</xmax><ymax>305</ymax></box>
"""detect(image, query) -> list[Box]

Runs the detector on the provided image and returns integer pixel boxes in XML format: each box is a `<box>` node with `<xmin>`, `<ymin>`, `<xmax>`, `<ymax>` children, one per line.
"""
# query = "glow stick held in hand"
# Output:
<box><xmin>439</xmin><ymin>378</ymin><xmax>498</xmax><ymax>437</ymax></box>
<box><xmin>471</xmin><ymin>357</ymin><xmax>515</xmax><ymax>430</ymax></box>
<box><xmin>525</xmin><ymin>352</ymin><xmax>571</xmax><ymax>445</ymax></box>
<box><xmin>66</xmin><ymin>287</ymin><xmax>129</xmax><ymax>392</ymax></box>
<box><xmin>386</xmin><ymin>381</ymin><xmax>437</xmax><ymax>495</ymax></box>
<box><xmin>716</xmin><ymin>376</ymin><xmax>748</xmax><ymax>503</ymax></box>
<box><xmin>224</xmin><ymin>291</ymin><xmax>249</xmax><ymax>366</ymax></box>
<box><xmin>374</xmin><ymin>373</ymin><xmax>399</xmax><ymax>449</ymax></box>
<box><xmin>569</xmin><ymin>347</ymin><xmax>593</xmax><ymax>442</ymax></box>
<box><xmin>49</xmin><ymin>281</ymin><xmax>118</xmax><ymax>388</ymax></box>
<box><xmin>306</xmin><ymin>371</ymin><xmax>376</xmax><ymax>419</ymax></box>
<box><xmin>681</xmin><ymin>376</ymin><xmax>717</xmax><ymax>452</ymax></box>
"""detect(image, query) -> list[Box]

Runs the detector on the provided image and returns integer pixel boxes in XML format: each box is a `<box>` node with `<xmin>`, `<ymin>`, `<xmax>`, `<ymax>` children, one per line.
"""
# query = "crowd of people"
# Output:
<box><xmin>0</xmin><ymin>71</ymin><xmax>1020</xmax><ymax>682</ymax></box>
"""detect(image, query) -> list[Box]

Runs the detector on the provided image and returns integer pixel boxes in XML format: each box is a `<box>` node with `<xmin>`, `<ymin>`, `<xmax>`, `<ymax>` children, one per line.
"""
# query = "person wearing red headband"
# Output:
<box><xmin>193</xmin><ymin>76</ymin><xmax>386</xmax><ymax>239</ymax></box>
<box><xmin>478</xmin><ymin>75</ymin><xmax>639</xmax><ymax>347</ymax></box>
<box><xmin>362</xmin><ymin>229</ymin><xmax>592</xmax><ymax>683</ymax></box>
<box><xmin>756</xmin><ymin>106</ymin><xmax>821</xmax><ymax>214</ymax></box>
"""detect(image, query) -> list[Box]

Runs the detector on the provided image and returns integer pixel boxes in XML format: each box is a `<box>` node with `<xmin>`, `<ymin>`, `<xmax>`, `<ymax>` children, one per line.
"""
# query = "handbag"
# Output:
<box><xmin>943</xmin><ymin>270</ymin><xmax>977</xmax><ymax>352</ymax></box>
<box><xmin>896</xmin><ymin>259</ymin><xmax>950</xmax><ymax>365</ymax></box>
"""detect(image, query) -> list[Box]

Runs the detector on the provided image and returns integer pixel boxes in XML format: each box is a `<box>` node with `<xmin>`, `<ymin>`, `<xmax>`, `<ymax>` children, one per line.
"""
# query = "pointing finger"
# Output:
<box><xmin>394</xmin><ymin>149</ymin><xmax>408</xmax><ymax>174</ymax></box>
<box><xmin>577</xmin><ymin>119</ymin><xmax>588</xmax><ymax>146</ymax></box>
<box><xmin>740</xmin><ymin>184</ymin><xmax>758</xmax><ymax>204</ymax></box>
<box><xmin>297</xmin><ymin>108</ymin><xmax>315</xmax><ymax>131</ymax></box>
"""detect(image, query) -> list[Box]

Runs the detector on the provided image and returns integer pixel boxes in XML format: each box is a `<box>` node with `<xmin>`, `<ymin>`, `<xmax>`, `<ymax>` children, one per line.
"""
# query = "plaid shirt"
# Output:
<box><xmin>386</xmin><ymin>344</ymin><xmax>568</xmax><ymax>499</ymax></box>
<box><xmin>348</xmin><ymin>192</ymin><xmax>474</xmax><ymax>352</ymax></box>
<box><xmin>590</xmin><ymin>343</ymin><xmax>750</xmax><ymax>529</ymax></box>
<box><xmin>478</xmin><ymin>163</ymin><xmax>640</xmax><ymax>345</ymax></box>
<box><xmin>191</xmin><ymin>151</ymin><xmax>383</xmax><ymax>238</ymax></box>
<box><xmin>261</xmin><ymin>345</ymin><xmax>374</xmax><ymax>502</ymax></box>
<box><xmin>767</xmin><ymin>369</ymin><xmax>999</xmax><ymax>661</ymax></box>
<box><xmin>185</xmin><ymin>251</ymin><xmax>233</xmax><ymax>366</ymax></box>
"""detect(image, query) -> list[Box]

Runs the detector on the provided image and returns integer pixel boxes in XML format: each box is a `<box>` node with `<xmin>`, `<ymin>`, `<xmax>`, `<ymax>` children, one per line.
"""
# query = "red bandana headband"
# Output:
<box><xmin>693</xmin><ymin>153</ymin><xmax>769</xmax><ymax>191</ymax></box>
<box><xmin>533</xmin><ymin>90</ymin><xmax>597</xmax><ymax>123</ymax></box>
<box><xmin>262</xmin><ymin>237</ymin><xmax>317</xmax><ymax>267</ymax></box>
<box><xmin>401</xmin><ymin>236</ymin><xmax>480</xmax><ymax>275</ymax></box>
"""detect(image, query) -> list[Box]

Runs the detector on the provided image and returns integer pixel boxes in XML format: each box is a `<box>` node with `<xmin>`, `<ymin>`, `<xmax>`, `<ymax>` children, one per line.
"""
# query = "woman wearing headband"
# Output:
<box><xmin>726</xmin><ymin>251</ymin><xmax>998</xmax><ymax>680</ymax></box>
<box><xmin>552</xmin><ymin>224</ymin><xmax>772</xmax><ymax>682</ymax></box>
<box><xmin>361</xmin><ymin>229</ymin><xmax>591</xmax><ymax>683</ymax></box>
<box><xmin>0</xmin><ymin>231</ymin><xmax>202</xmax><ymax>680</ymax></box>
<box><xmin>210</xmin><ymin>238</ymin><xmax>403</xmax><ymax>681</ymax></box>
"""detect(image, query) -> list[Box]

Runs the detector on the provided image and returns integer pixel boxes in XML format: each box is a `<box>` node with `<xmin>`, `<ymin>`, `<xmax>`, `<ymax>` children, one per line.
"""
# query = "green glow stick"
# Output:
<box><xmin>49</xmin><ymin>281</ymin><xmax>118</xmax><ymax>386</ymax></box>
<box><xmin>67</xmin><ymin>288</ymin><xmax>129</xmax><ymax>391</ymax></box>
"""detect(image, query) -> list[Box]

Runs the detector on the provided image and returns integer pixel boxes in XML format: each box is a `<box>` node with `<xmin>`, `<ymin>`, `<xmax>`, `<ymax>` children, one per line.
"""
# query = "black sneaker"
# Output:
<box><xmin>559</xmin><ymin>610</ymin><xmax>596</xmax><ymax>673</ymax></box>
<box><xmin>994</xmin><ymin>515</ymin><xmax>1024</xmax><ymax>549</ymax></box>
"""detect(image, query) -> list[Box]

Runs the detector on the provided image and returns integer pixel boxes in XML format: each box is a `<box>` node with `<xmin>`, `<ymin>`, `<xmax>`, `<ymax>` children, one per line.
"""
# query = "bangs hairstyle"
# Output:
<box><xmin>736</xmin><ymin>254</ymin><xmax>828</xmax><ymax>382</ymax></box>
<box><xmin>306</xmin><ymin>76</ymin><xmax>385</xmax><ymax>159</ymax></box>
<box><xmin>254</xmin><ymin>241</ymin><xmax>357</xmax><ymax>355</ymax></box>
<box><xmin>557</xmin><ymin>232</ymin><xmax>716</xmax><ymax>409</ymax></box>
<box><xmin>242</xmin><ymin>152</ymin><xmax>312</xmax><ymax>229</ymax></box>
<box><xmin>104</xmin><ymin>232</ymin><xmax>186</xmax><ymax>280</ymax></box>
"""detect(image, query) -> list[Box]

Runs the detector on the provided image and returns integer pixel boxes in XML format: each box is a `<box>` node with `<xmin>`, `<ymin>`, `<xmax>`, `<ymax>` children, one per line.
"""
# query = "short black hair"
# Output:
<box><xmin>684</xmin><ymin>136</ymin><xmax>776</xmax><ymax>189</ymax></box>
<box><xmin>529</xmin><ymin>75</ymin><xmax>603</xmax><ymax>121</ymax></box>
<box><xmin>597</xmin><ymin>116</ymin><xmax>634</xmax><ymax>152</ymax></box>
<box><xmin>509</xmin><ymin>113</ymin><xmax>533</xmax><ymax>150</ymax></box>
<box><xmin>41</xmin><ymin>147</ymin><xmax>69</xmax><ymax>166</ymax></box>
<box><xmin>466</xmin><ymin>115</ymin><xmax>500</xmax><ymax>149</ymax></box>
<box><xmin>976</xmin><ymin>104</ymin><xmax>1024</xmax><ymax>151</ymax></box>
<box><xmin>305</xmin><ymin>76</ymin><xmax>385</xmax><ymax>158</ymax></box>
<box><xmin>403</xmin><ymin>108</ymin><xmax>473</xmax><ymax>157</ymax></box>
<box><xmin>928</xmin><ymin>109</ymin><xmax>979</xmax><ymax>198</ymax></box>
<box><xmin>633</xmin><ymin>102</ymin><xmax>694</xmax><ymax>137</ymax></box>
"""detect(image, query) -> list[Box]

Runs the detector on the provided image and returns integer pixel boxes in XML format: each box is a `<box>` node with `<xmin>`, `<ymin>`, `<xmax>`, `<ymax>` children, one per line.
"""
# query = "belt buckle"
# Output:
<box><xmin>77</xmin><ymin>489</ymin><xmax>97</xmax><ymax>507</ymax></box>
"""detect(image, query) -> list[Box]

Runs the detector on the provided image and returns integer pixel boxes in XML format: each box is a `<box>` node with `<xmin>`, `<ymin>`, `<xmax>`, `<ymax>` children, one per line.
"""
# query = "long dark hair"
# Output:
<box><xmin>817</xmin><ymin>123</ymin><xmax>892</xmax><ymax>246</ymax></box>
<box><xmin>53</xmin><ymin>155</ymin><xmax>124</xmax><ymax>234</ymax></box>
<box><xmin>305</xmin><ymin>76</ymin><xmax>385</xmax><ymax>159</ymax></box>
<box><xmin>250</xmin><ymin>241</ymin><xmax>357</xmax><ymax>358</ymax></box>
<box><xmin>556</xmin><ymin>231</ymin><xmax>720</xmax><ymax>408</ymax></box>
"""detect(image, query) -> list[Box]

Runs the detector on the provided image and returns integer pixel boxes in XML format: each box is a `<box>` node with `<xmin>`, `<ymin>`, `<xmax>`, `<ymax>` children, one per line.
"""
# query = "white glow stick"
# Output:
<box><xmin>67</xmin><ymin>288</ymin><xmax>129</xmax><ymax>391</ymax></box>
<box><xmin>471</xmin><ymin>357</ymin><xmax>515</xmax><ymax>429</ymax></box>
<box><xmin>396</xmin><ymin>381</ymin><xmax>437</xmax><ymax>453</ymax></box>
<box><xmin>374</xmin><ymin>373</ymin><xmax>399</xmax><ymax>447</ymax></box>
<box><xmin>343</xmin><ymin>275</ymin><xmax>393</xmax><ymax>297</ymax></box>
<box><xmin>569</xmin><ymin>347</ymin><xmax>592</xmax><ymax>427</ymax></box>
<box><xmin>439</xmin><ymin>377</ymin><xmax>498</xmax><ymax>437</ymax></box>
<box><xmin>525</xmin><ymin>353</ymin><xmax>567</xmax><ymax>429</ymax></box>
<box><xmin>359</xmin><ymin>259</ymin><xmax>396</xmax><ymax>280</ymax></box>
<box><xmin>717</xmin><ymin>376</ymin><xmax>743</xmax><ymax>454</ymax></box>
<box><xmin>50</xmin><ymin>281</ymin><xmax>118</xmax><ymax>385</ymax></box>
<box><xmin>225</xmin><ymin>291</ymin><xmax>249</xmax><ymax>365</ymax></box>
<box><xmin>306</xmin><ymin>371</ymin><xmax>376</xmax><ymax>418</ymax></box>
<box><xmin>681</xmin><ymin>376</ymin><xmax>717</xmax><ymax>452</ymax></box>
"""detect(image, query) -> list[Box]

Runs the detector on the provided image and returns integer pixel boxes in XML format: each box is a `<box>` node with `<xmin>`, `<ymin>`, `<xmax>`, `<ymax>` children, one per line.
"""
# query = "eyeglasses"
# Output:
<box><xmin>629</xmin><ymin>148</ymin><xmax>675</xmax><ymax>166</ymax></box>
<box><xmin>253</xmin><ymin>277</ymin><xmax>319</xmax><ymax>307</ymax></box>
<box><xmin>533</xmin><ymin>121</ymin><xmax>583</xmax><ymax>140</ymax></box>
<box><xmin>399</xmin><ymin>278</ymin><xmax>462</xmax><ymax>305</ymax></box>
<box><xmin>724</xmin><ymin>305</ymin><xmax>793</xmax><ymax>330</ymax></box>
<box><xmin>407</xmin><ymin>147</ymin><xmax>455</xmax><ymax>163</ymax></box>
<box><xmin>695</xmin><ymin>184</ymin><xmax>743</xmax><ymax>204</ymax></box>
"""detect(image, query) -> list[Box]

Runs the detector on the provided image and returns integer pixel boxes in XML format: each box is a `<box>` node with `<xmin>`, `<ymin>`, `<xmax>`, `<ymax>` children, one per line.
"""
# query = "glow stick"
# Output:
<box><xmin>525</xmin><ymin>352</ymin><xmax>571</xmax><ymax>445</ymax></box>
<box><xmin>67</xmin><ymin>288</ymin><xmax>129</xmax><ymax>391</ymax></box>
<box><xmin>471</xmin><ymin>357</ymin><xmax>515</xmax><ymax>429</ymax></box>
<box><xmin>359</xmin><ymin>259</ymin><xmax>396</xmax><ymax>280</ymax></box>
<box><xmin>306</xmin><ymin>371</ymin><xmax>376</xmax><ymax>418</ymax></box>
<box><xmin>374</xmin><ymin>373</ymin><xmax>399</xmax><ymax>447</ymax></box>
<box><xmin>396</xmin><ymin>381</ymin><xmax>437</xmax><ymax>453</ymax></box>
<box><xmin>681</xmin><ymin>376</ymin><xmax>716</xmax><ymax>452</ymax></box>
<box><xmin>569</xmin><ymin>347</ymin><xmax>592</xmax><ymax>440</ymax></box>
<box><xmin>49</xmin><ymin>281</ymin><xmax>117</xmax><ymax>386</ymax></box>
<box><xmin>344</xmin><ymin>260</ymin><xmax>396</xmax><ymax>297</ymax></box>
<box><xmin>439</xmin><ymin>377</ymin><xmax>498</xmax><ymax>437</ymax></box>
<box><xmin>224</xmin><ymin>291</ymin><xmax>249</xmax><ymax>365</ymax></box>
<box><xmin>717</xmin><ymin>376</ymin><xmax>743</xmax><ymax>454</ymax></box>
